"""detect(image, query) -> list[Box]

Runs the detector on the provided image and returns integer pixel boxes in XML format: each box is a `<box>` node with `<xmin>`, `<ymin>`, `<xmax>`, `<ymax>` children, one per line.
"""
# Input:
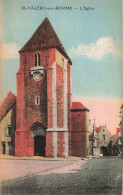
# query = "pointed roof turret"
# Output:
<box><xmin>20</xmin><ymin>17</ymin><xmax>71</xmax><ymax>63</ymax></box>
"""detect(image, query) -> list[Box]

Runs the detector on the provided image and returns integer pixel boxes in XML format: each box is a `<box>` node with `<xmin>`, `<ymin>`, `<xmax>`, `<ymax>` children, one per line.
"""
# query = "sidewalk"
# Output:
<box><xmin>0</xmin><ymin>155</ymin><xmax>85</xmax><ymax>161</ymax></box>
<box><xmin>0</xmin><ymin>158</ymin><xmax>88</xmax><ymax>181</ymax></box>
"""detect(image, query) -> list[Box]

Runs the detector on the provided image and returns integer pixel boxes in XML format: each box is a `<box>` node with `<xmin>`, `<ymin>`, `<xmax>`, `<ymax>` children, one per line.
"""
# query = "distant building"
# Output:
<box><xmin>93</xmin><ymin>125</ymin><xmax>111</xmax><ymax>156</ymax></box>
<box><xmin>0</xmin><ymin>92</ymin><xmax>16</xmax><ymax>155</ymax></box>
<box><xmin>109</xmin><ymin>128</ymin><xmax>121</xmax><ymax>156</ymax></box>
<box><xmin>89</xmin><ymin>134</ymin><xmax>93</xmax><ymax>155</ymax></box>
<box><xmin>119</xmin><ymin>104</ymin><xmax>123</xmax><ymax>158</ymax></box>
<box><xmin>70</xmin><ymin>102</ymin><xmax>92</xmax><ymax>157</ymax></box>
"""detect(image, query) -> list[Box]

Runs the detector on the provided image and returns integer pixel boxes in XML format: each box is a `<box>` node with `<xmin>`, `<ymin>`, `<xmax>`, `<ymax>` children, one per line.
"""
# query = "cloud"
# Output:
<box><xmin>0</xmin><ymin>43</ymin><xmax>20</xmax><ymax>59</ymax></box>
<box><xmin>69</xmin><ymin>37</ymin><xmax>123</xmax><ymax>59</ymax></box>
<box><xmin>72</xmin><ymin>96</ymin><xmax>122</xmax><ymax>135</ymax></box>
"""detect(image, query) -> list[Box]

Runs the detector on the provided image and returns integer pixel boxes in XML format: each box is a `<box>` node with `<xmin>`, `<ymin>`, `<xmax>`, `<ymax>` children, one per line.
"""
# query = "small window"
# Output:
<box><xmin>8</xmin><ymin>126</ymin><xmax>12</xmax><ymax>136</ymax></box>
<box><xmin>102</xmin><ymin>135</ymin><xmax>105</xmax><ymax>141</ymax></box>
<box><xmin>35</xmin><ymin>53</ymin><xmax>40</xmax><ymax>66</ymax></box>
<box><xmin>35</xmin><ymin>96</ymin><xmax>40</xmax><ymax>105</ymax></box>
<box><xmin>8</xmin><ymin>142</ymin><xmax>12</xmax><ymax>150</ymax></box>
<box><xmin>2</xmin><ymin>142</ymin><xmax>6</xmax><ymax>154</ymax></box>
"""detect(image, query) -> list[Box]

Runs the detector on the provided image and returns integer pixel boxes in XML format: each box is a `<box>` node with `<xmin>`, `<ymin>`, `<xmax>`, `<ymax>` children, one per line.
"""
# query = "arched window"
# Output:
<box><xmin>35</xmin><ymin>53</ymin><xmax>40</xmax><ymax>66</ymax></box>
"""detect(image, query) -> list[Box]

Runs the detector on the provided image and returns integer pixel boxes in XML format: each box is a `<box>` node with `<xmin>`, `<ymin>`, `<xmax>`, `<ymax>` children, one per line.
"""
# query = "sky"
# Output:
<box><xmin>0</xmin><ymin>0</ymin><xmax>123</xmax><ymax>134</ymax></box>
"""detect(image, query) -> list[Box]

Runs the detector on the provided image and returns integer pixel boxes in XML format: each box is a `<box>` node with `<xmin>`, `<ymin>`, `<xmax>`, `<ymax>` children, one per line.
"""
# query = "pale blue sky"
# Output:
<box><xmin>1</xmin><ymin>0</ymin><xmax>123</xmax><ymax>100</ymax></box>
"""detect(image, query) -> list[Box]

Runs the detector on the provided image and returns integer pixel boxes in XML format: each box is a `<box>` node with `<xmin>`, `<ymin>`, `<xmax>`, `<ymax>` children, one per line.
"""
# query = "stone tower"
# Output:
<box><xmin>15</xmin><ymin>18</ymin><xmax>72</xmax><ymax>158</ymax></box>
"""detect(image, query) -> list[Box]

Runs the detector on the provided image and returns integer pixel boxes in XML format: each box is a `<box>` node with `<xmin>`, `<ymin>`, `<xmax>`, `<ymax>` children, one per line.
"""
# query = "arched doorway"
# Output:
<box><xmin>101</xmin><ymin>146</ymin><xmax>109</xmax><ymax>156</ymax></box>
<box><xmin>32</xmin><ymin>125</ymin><xmax>46</xmax><ymax>156</ymax></box>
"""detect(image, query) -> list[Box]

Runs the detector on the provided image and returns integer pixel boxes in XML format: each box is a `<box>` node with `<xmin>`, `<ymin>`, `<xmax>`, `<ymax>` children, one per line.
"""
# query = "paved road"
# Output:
<box><xmin>1</xmin><ymin>157</ymin><xmax>122</xmax><ymax>195</ymax></box>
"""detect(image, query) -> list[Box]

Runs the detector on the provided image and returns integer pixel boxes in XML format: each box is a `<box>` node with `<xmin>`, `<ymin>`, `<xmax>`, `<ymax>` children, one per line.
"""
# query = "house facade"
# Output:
<box><xmin>93</xmin><ymin>125</ymin><xmax>111</xmax><ymax>156</ymax></box>
<box><xmin>0</xmin><ymin>92</ymin><xmax>16</xmax><ymax>155</ymax></box>
<box><xmin>120</xmin><ymin>104</ymin><xmax>123</xmax><ymax>158</ymax></box>
<box><xmin>109</xmin><ymin>128</ymin><xmax>121</xmax><ymax>156</ymax></box>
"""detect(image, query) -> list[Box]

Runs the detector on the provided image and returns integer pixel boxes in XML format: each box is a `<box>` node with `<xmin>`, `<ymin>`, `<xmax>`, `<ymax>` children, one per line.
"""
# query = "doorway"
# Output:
<box><xmin>101</xmin><ymin>146</ymin><xmax>109</xmax><ymax>156</ymax></box>
<box><xmin>2</xmin><ymin>142</ymin><xmax>6</xmax><ymax>154</ymax></box>
<box><xmin>34</xmin><ymin>136</ymin><xmax>46</xmax><ymax>156</ymax></box>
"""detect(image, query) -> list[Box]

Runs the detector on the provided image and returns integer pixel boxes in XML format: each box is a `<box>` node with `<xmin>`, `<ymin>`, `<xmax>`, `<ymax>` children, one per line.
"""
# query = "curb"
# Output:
<box><xmin>0</xmin><ymin>155</ymin><xmax>87</xmax><ymax>161</ymax></box>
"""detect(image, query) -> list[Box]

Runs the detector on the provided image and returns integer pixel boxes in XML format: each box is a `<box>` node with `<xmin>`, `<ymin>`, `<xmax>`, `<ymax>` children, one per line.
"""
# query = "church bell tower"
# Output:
<box><xmin>15</xmin><ymin>18</ymin><xmax>72</xmax><ymax>158</ymax></box>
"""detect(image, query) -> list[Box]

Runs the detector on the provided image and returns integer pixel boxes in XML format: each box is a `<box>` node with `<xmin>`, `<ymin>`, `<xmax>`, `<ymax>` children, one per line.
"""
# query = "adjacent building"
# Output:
<box><xmin>93</xmin><ymin>125</ymin><xmax>111</xmax><ymax>156</ymax></box>
<box><xmin>119</xmin><ymin>104</ymin><xmax>123</xmax><ymax>158</ymax></box>
<box><xmin>0</xmin><ymin>91</ymin><xmax>16</xmax><ymax>155</ymax></box>
<box><xmin>109</xmin><ymin>128</ymin><xmax>121</xmax><ymax>156</ymax></box>
<box><xmin>70</xmin><ymin>102</ymin><xmax>92</xmax><ymax>157</ymax></box>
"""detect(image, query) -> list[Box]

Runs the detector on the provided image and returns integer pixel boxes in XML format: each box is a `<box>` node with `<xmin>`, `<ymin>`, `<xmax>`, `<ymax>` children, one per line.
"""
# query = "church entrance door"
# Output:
<box><xmin>31</xmin><ymin>125</ymin><xmax>46</xmax><ymax>157</ymax></box>
<box><xmin>34</xmin><ymin>136</ymin><xmax>46</xmax><ymax>156</ymax></box>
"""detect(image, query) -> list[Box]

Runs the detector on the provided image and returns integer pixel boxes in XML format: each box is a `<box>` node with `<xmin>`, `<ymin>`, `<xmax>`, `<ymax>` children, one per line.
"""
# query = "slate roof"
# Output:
<box><xmin>20</xmin><ymin>17</ymin><xmax>71</xmax><ymax>63</ymax></box>
<box><xmin>71</xmin><ymin>102</ymin><xmax>89</xmax><ymax>111</ymax></box>
<box><xmin>0</xmin><ymin>91</ymin><xmax>16</xmax><ymax>121</ymax></box>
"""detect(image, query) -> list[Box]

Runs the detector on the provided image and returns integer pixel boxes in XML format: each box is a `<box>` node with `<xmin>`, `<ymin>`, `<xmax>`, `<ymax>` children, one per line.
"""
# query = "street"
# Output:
<box><xmin>1</xmin><ymin>157</ymin><xmax>122</xmax><ymax>195</ymax></box>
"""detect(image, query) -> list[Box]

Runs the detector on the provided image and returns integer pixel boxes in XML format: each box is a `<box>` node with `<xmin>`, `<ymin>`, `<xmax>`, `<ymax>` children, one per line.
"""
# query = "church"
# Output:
<box><xmin>0</xmin><ymin>18</ymin><xmax>91</xmax><ymax>158</ymax></box>
<box><xmin>15</xmin><ymin>17</ymin><xmax>72</xmax><ymax>158</ymax></box>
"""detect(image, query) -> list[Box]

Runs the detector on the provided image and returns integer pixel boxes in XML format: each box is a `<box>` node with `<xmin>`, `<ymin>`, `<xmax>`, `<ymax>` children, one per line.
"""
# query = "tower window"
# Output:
<box><xmin>35</xmin><ymin>53</ymin><xmax>40</xmax><ymax>66</ymax></box>
<box><xmin>35</xmin><ymin>96</ymin><xmax>40</xmax><ymax>105</ymax></box>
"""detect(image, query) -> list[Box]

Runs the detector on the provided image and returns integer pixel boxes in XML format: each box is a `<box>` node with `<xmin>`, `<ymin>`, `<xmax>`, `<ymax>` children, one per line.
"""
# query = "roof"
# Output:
<box><xmin>20</xmin><ymin>17</ymin><xmax>71</xmax><ymax>63</ymax></box>
<box><xmin>0</xmin><ymin>91</ymin><xmax>16</xmax><ymax>121</ymax></box>
<box><xmin>121</xmin><ymin>104</ymin><xmax>123</xmax><ymax>109</ymax></box>
<box><xmin>116</xmin><ymin>128</ymin><xmax>121</xmax><ymax>133</ymax></box>
<box><xmin>95</xmin><ymin>125</ymin><xmax>111</xmax><ymax>136</ymax></box>
<box><xmin>71</xmin><ymin>102</ymin><xmax>89</xmax><ymax>111</ymax></box>
<box><xmin>111</xmin><ymin>128</ymin><xmax>121</xmax><ymax>139</ymax></box>
<box><xmin>95</xmin><ymin>126</ymin><xmax>102</xmax><ymax>132</ymax></box>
